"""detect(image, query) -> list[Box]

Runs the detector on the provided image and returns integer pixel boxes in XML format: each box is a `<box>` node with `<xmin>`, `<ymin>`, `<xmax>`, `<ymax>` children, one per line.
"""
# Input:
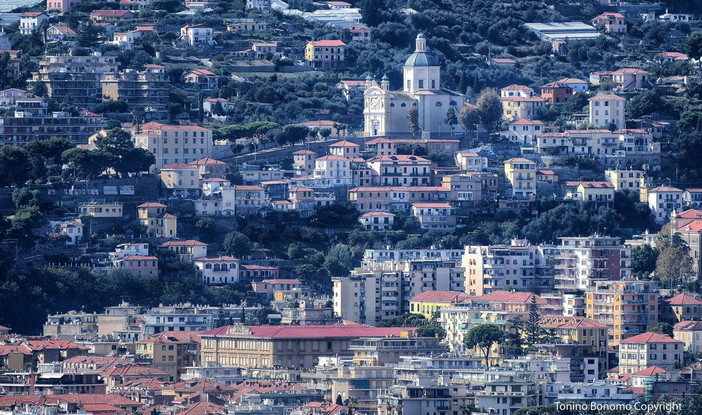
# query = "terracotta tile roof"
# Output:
<box><xmin>61</xmin><ymin>356</ymin><xmax>133</xmax><ymax>370</ymax></box>
<box><xmin>162</xmin><ymin>163</ymin><xmax>198</xmax><ymax>170</ymax></box>
<box><xmin>27</xmin><ymin>340</ymin><xmax>89</xmax><ymax>351</ymax></box>
<box><xmin>632</xmin><ymin>366</ymin><xmax>667</xmax><ymax>377</ymax></box>
<box><xmin>612</xmin><ymin>68</ymin><xmax>650</xmax><ymax>75</ymax></box>
<box><xmin>49</xmin><ymin>25</ymin><xmax>76</xmax><ymax>35</ymax></box>
<box><xmin>648</xmin><ymin>186</ymin><xmax>683</xmax><ymax>193</ymax></box>
<box><xmin>137</xmin><ymin>331</ymin><xmax>202</xmax><ymax>344</ymax></box>
<box><xmin>329</xmin><ymin>140</ymin><xmax>360</xmax><ymax>147</ymax></box>
<box><xmin>510</xmin><ymin>118</ymin><xmax>545</xmax><ymax>126</ymax></box>
<box><xmin>234</xmin><ymin>185</ymin><xmax>265</xmax><ymax>191</ymax></box>
<box><xmin>504</xmin><ymin>157</ymin><xmax>535</xmax><ymax>163</ymax></box>
<box><xmin>113</xmin><ymin>378</ymin><xmax>173</xmax><ymax>391</ymax></box>
<box><xmin>477</xmin><ymin>290</ymin><xmax>545</xmax><ymax>304</ymax></box>
<box><xmin>177</xmin><ymin>401</ymin><xmax>224</xmax><ymax>415</ymax></box>
<box><xmin>665</xmin><ymin>293</ymin><xmax>702</xmax><ymax>306</ymax></box>
<box><xmin>137</xmin><ymin>202</ymin><xmax>167</xmax><ymax>208</ymax></box>
<box><xmin>0</xmin><ymin>344</ymin><xmax>32</xmax><ymax>356</ymax></box>
<box><xmin>589</xmin><ymin>93</ymin><xmax>625</xmax><ymax>101</ymax></box>
<box><xmin>308</xmin><ymin>40</ymin><xmax>346</xmax><ymax>47</ymax></box>
<box><xmin>539</xmin><ymin>316</ymin><xmax>607</xmax><ymax>329</ymax></box>
<box><xmin>195</xmin><ymin>256</ymin><xmax>239</xmax><ymax>262</ymax></box>
<box><xmin>677</xmin><ymin>220</ymin><xmax>702</xmax><ymax>233</ymax></box>
<box><xmin>0</xmin><ymin>395</ymin><xmax>141</xmax><ymax>408</ymax></box>
<box><xmin>293</xmin><ymin>150</ymin><xmax>317</xmax><ymax>155</ymax></box>
<box><xmin>674</xmin><ymin>321</ymin><xmax>702</xmax><ymax>331</ymax></box>
<box><xmin>139</xmin><ymin>122</ymin><xmax>210</xmax><ymax>132</ymax></box>
<box><xmin>349</xmin><ymin>186</ymin><xmax>448</xmax><ymax>192</ymax></box>
<box><xmin>185</xmin><ymin>69</ymin><xmax>217</xmax><ymax>77</ymax></box>
<box><xmin>102</xmin><ymin>364</ymin><xmax>168</xmax><ymax>378</ymax></box>
<box><xmin>621</xmin><ymin>332</ymin><xmax>682</xmax><ymax>343</ymax></box>
<box><xmin>360</xmin><ymin>211</ymin><xmax>396</xmax><ymax>217</ymax></box>
<box><xmin>91</xmin><ymin>10</ymin><xmax>133</xmax><ymax>17</ymax></box>
<box><xmin>118</xmin><ymin>255</ymin><xmax>158</xmax><ymax>261</ymax></box>
<box><xmin>316</xmin><ymin>155</ymin><xmax>347</xmax><ymax>161</ymax></box>
<box><xmin>189</xmin><ymin>157</ymin><xmax>225</xmax><ymax>165</ymax></box>
<box><xmin>159</xmin><ymin>240</ymin><xmax>208</xmax><ymax>247</ymax></box>
<box><xmin>410</xmin><ymin>291</ymin><xmax>470</xmax><ymax>303</ymax></box>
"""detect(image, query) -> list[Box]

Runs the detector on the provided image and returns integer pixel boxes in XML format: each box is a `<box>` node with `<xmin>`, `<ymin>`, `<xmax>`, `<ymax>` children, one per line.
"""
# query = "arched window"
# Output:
<box><xmin>400</xmin><ymin>103</ymin><xmax>406</xmax><ymax>108</ymax></box>
<box><xmin>435</xmin><ymin>102</ymin><xmax>442</xmax><ymax>107</ymax></box>
<box><xmin>390</xmin><ymin>103</ymin><xmax>395</xmax><ymax>107</ymax></box>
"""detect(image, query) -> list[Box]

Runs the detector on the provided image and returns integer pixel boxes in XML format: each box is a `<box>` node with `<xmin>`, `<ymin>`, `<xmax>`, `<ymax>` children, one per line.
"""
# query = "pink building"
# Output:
<box><xmin>114</xmin><ymin>255</ymin><xmax>159</xmax><ymax>277</ymax></box>
<box><xmin>47</xmin><ymin>0</ymin><xmax>86</xmax><ymax>14</ymax></box>
<box><xmin>252</xmin><ymin>278</ymin><xmax>303</xmax><ymax>299</ymax></box>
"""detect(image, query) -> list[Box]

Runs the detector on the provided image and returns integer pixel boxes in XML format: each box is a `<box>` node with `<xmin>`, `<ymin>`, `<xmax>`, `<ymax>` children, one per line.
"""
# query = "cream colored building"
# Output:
<box><xmin>605</xmin><ymin>169</ymin><xmax>645</xmax><ymax>192</ymax></box>
<box><xmin>589</xmin><ymin>94</ymin><xmax>625</xmax><ymax>129</ymax></box>
<box><xmin>137</xmin><ymin>202</ymin><xmax>177</xmax><ymax>238</ymax></box>
<box><xmin>645</xmin><ymin>185</ymin><xmax>684</xmax><ymax>224</ymax></box>
<box><xmin>159</xmin><ymin>163</ymin><xmax>201</xmax><ymax>197</ymax></box>
<box><xmin>78</xmin><ymin>202</ymin><xmax>123</xmax><ymax>218</ymax></box>
<box><xmin>618</xmin><ymin>332</ymin><xmax>683</xmax><ymax>374</ymax></box>
<box><xmin>131</xmin><ymin>122</ymin><xmax>213</xmax><ymax>170</ymax></box>
<box><xmin>504</xmin><ymin>158</ymin><xmax>536</xmax><ymax>198</ymax></box>
<box><xmin>673</xmin><ymin>321</ymin><xmax>702</xmax><ymax>354</ymax></box>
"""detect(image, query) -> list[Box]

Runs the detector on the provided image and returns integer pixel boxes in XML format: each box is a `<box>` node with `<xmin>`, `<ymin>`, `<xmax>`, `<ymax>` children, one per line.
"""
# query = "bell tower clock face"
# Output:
<box><xmin>370</xmin><ymin>96</ymin><xmax>381</xmax><ymax>110</ymax></box>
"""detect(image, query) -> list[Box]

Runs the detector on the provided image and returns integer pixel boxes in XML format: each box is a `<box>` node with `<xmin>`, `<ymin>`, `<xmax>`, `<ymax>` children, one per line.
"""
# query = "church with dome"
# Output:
<box><xmin>363</xmin><ymin>33</ymin><xmax>463</xmax><ymax>137</ymax></box>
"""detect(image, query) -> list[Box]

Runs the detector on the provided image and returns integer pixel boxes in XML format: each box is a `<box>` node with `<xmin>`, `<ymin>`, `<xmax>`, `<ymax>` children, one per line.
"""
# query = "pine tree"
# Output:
<box><xmin>525</xmin><ymin>294</ymin><xmax>541</xmax><ymax>346</ymax></box>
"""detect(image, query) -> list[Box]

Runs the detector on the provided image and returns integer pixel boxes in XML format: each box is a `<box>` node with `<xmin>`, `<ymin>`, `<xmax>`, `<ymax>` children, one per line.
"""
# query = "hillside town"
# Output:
<box><xmin>1</xmin><ymin>0</ymin><xmax>702</xmax><ymax>414</ymax></box>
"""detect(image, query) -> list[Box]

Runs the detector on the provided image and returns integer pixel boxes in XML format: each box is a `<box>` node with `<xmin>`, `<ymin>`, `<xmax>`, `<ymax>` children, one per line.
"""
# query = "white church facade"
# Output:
<box><xmin>363</xmin><ymin>33</ymin><xmax>463</xmax><ymax>137</ymax></box>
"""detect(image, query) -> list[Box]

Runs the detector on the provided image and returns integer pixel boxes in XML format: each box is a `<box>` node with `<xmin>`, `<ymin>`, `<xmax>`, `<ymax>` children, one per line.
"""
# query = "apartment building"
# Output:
<box><xmin>160</xmin><ymin>163</ymin><xmax>201</xmax><ymax>197</ymax></box>
<box><xmin>554</xmin><ymin>236</ymin><xmax>631</xmax><ymax>292</ymax></box>
<box><xmin>463</xmin><ymin>242</ymin><xmax>548</xmax><ymax>296</ymax></box>
<box><xmin>179</xmin><ymin>24</ymin><xmax>214</xmax><ymax>46</ymax></box>
<box><xmin>113</xmin><ymin>255</ymin><xmax>159</xmax><ymax>277</ymax></box>
<box><xmin>611</xmin><ymin>68</ymin><xmax>650</xmax><ymax>92</ymax></box>
<box><xmin>540</xmin><ymin>81</ymin><xmax>573</xmax><ymax>105</ymax></box>
<box><xmin>47</xmin><ymin>0</ymin><xmax>87</xmax><ymax>13</ymax></box>
<box><xmin>305</xmin><ymin>40</ymin><xmax>346</xmax><ymax>69</ymax></box>
<box><xmin>292</xmin><ymin>150</ymin><xmax>317</xmax><ymax>176</ymax></box>
<box><xmin>32</xmin><ymin>53</ymin><xmax>119</xmax><ymax>110</ymax></box>
<box><xmin>585</xmin><ymin>280</ymin><xmax>659</xmax><ymax>347</ymax></box>
<box><xmin>589</xmin><ymin>94</ymin><xmax>625</xmax><ymax>129</ymax></box>
<box><xmin>455</xmin><ymin>152</ymin><xmax>488</xmax><ymax>171</ymax></box>
<box><xmin>592</xmin><ymin>12</ymin><xmax>627</xmax><ymax>33</ymax></box>
<box><xmin>220</xmin><ymin>185</ymin><xmax>267</xmax><ymax>215</ymax></box>
<box><xmin>410</xmin><ymin>202</ymin><xmax>456</xmax><ymax>232</ymax></box>
<box><xmin>136</xmin><ymin>331</ymin><xmax>201</xmax><ymax>381</ymax></box>
<box><xmin>158</xmin><ymin>240</ymin><xmax>208</xmax><ymax>263</ymax></box>
<box><xmin>313</xmin><ymin>155</ymin><xmax>352</xmax><ymax>186</ymax></box>
<box><xmin>604</xmin><ymin>169</ymin><xmax>645</xmax><ymax>192</ymax></box>
<box><xmin>367</xmin><ymin>155</ymin><xmax>432</xmax><ymax>187</ymax></box>
<box><xmin>131</xmin><ymin>122</ymin><xmax>213</xmax><ymax>169</ymax></box>
<box><xmin>194</xmin><ymin>256</ymin><xmax>240</xmax><ymax>285</ymax></box>
<box><xmin>673</xmin><ymin>320</ymin><xmax>702</xmax><ymax>354</ymax></box>
<box><xmin>348</xmin><ymin>186</ymin><xmax>451</xmax><ymax>213</ymax></box>
<box><xmin>618</xmin><ymin>332</ymin><xmax>683</xmax><ymax>374</ymax></box>
<box><xmin>409</xmin><ymin>291</ymin><xmax>471</xmax><ymax>319</ymax></box>
<box><xmin>505</xmin><ymin>118</ymin><xmax>545</xmax><ymax>148</ymax></box>
<box><xmin>0</xmin><ymin>99</ymin><xmax>106</xmax><ymax>145</ymax></box>
<box><xmin>539</xmin><ymin>316</ymin><xmax>609</xmax><ymax>367</ymax></box>
<box><xmin>137</xmin><ymin>202</ymin><xmax>177</xmax><ymax>238</ymax></box>
<box><xmin>441</xmin><ymin>174</ymin><xmax>483</xmax><ymax>203</ymax></box>
<box><xmin>101</xmin><ymin>65</ymin><xmax>169</xmax><ymax>115</ymax></box>
<box><xmin>199</xmin><ymin>325</ymin><xmax>411</xmax><ymax>369</ymax></box>
<box><xmin>644</xmin><ymin>186</ymin><xmax>684</xmax><ymax>224</ymax></box>
<box><xmin>504</xmin><ymin>158</ymin><xmax>537</xmax><ymax>198</ymax></box>
<box><xmin>358</xmin><ymin>211</ymin><xmax>396</xmax><ymax>231</ymax></box>
<box><xmin>333</xmin><ymin>259</ymin><xmax>464</xmax><ymax>326</ymax></box>
<box><xmin>661</xmin><ymin>293</ymin><xmax>702</xmax><ymax>324</ymax></box>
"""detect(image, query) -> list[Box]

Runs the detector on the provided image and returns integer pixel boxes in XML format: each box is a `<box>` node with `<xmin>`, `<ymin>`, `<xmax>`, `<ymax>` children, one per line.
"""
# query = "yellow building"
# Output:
<box><xmin>538</xmin><ymin>316</ymin><xmax>608</xmax><ymax>359</ymax></box>
<box><xmin>136</xmin><ymin>331</ymin><xmax>201</xmax><ymax>381</ymax></box>
<box><xmin>673</xmin><ymin>320</ymin><xmax>702</xmax><ymax>354</ymax></box>
<box><xmin>585</xmin><ymin>280</ymin><xmax>659</xmax><ymax>347</ymax></box>
<box><xmin>504</xmin><ymin>158</ymin><xmax>536</xmax><ymax>198</ymax></box>
<box><xmin>500</xmin><ymin>96</ymin><xmax>546</xmax><ymax>121</ymax></box>
<box><xmin>576</xmin><ymin>181</ymin><xmax>615</xmax><ymax>203</ymax></box>
<box><xmin>661</xmin><ymin>293</ymin><xmax>702</xmax><ymax>324</ymax></box>
<box><xmin>409</xmin><ymin>291</ymin><xmax>470</xmax><ymax>319</ymax></box>
<box><xmin>304</xmin><ymin>40</ymin><xmax>346</xmax><ymax>69</ymax></box>
<box><xmin>604</xmin><ymin>169</ymin><xmax>645</xmax><ymax>192</ymax></box>
<box><xmin>137</xmin><ymin>202</ymin><xmax>177</xmax><ymax>238</ymax></box>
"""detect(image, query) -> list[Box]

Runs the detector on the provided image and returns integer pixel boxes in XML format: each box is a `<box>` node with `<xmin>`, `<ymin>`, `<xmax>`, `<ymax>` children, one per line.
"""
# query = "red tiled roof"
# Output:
<box><xmin>91</xmin><ymin>10</ymin><xmax>133</xmax><ymax>17</ymax></box>
<box><xmin>510</xmin><ymin>118</ymin><xmax>545</xmax><ymax>126</ymax></box>
<box><xmin>0</xmin><ymin>395</ymin><xmax>140</xmax><ymax>408</ymax></box>
<box><xmin>665</xmin><ymin>293</ymin><xmax>702</xmax><ymax>306</ymax></box>
<box><xmin>674</xmin><ymin>320</ymin><xmax>702</xmax><ymax>331</ymax></box>
<box><xmin>368</xmin><ymin>155</ymin><xmax>431</xmax><ymax>163</ymax></box>
<box><xmin>139</xmin><ymin>122</ymin><xmax>210</xmax><ymax>132</ymax></box>
<box><xmin>186</xmin><ymin>69</ymin><xmax>217</xmax><ymax>77</ymax></box>
<box><xmin>349</xmin><ymin>186</ymin><xmax>447</xmax><ymax>192</ymax></box>
<box><xmin>118</xmin><ymin>255</ymin><xmax>158</xmax><ymax>261</ymax></box>
<box><xmin>27</xmin><ymin>340</ymin><xmax>89</xmax><ymax>351</ymax></box>
<box><xmin>410</xmin><ymin>291</ymin><xmax>470</xmax><ymax>303</ymax></box>
<box><xmin>589</xmin><ymin>93</ymin><xmax>625</xmax><ymax>101</ymax></box>
<box><xmin>200</xmin><ymin>325</ymin><xmax>415</xmax><ymax>339</ymax></box>
<box><xmin>189</xmin><ymin>157</ymin><xmax>225</xmax><ymax>165</ymax></box>
<box><xmin>539</xmin><ymin>316</ymin><xmax>607</xmax><ymax>329</ymax></box>
<box><xmin>0</xmin><ymin>344</ymin><xmax>32</xmax><ymax>356</ymax></box>
<box><xmin>293</xmin><ymin>150</ymin><xmax>317</xmax><ymax>155</ymax></box>
<box><xmin>195</xmin><ymin>256</ymin><xmax>239</xmax><ymax>262</ymax></box>
<box><xmin>329</xmin><ymin>140</ymin><xmax>360</xmax><ymax>147</ymax></box>
<box><xmin>138</xmin><ymin>202</ymin><xmax>167</xmax><ymax>208</ymax></box>
<box><xmin>621</xmin><ymin>332</ymin><xmax>682</xmax><ymax>343</ymax></box>
<box><xmin>102</xmin><ymin>364</ymin><xmax>168</xmax><ymax>378</ymax></box>
<box><xmin>308</xmin><ymin>40</ymin><xmax>346</xmax><ymax>47</ymax></box>
<box><xmin>138</xmin><ymin>331</ymin><xmax>202</xmax><ymax>344</ymax></box>
<box><xmin>260</xmin><ymin>278</ymin><xmax>301</xmax><ymax>285</ymax></box>
<box><xmin>648</xmin><ymin>186</ymin><xmax>683</xmax><ymax>192</ymax></box>
<box><xmin>159</xmin><ymin>240</ymin><xmax>208</xmax><ymax>247</ymax></box>
<box><xmin>360</xmin><ymin>211</ymin><xmax>396</xmax><ymax>217</ymax></box>
<box><xmin>477</xmin><ymin>290</ymin><xmax>546</xmax><ymax>304</ymax></box>
<box><xmin>177</xmin><ymin>401</ymin><xmax>224</xmax><ymax>415</ymax></box>
<box><xmin>316</xmin><ymin>155</ymin><xmax>347</xmax><ymax>161</ymax></box>
<box><xmin>50</xmin><ymin>25</ymin><xmax>76</xmax><ymax>35</ymax></box>
<box><xmin>612</xmin><ymin>68</ymin><xmax>650</xmax><ymax>75</ymax></box>
<box><xmin>234</xmin><ymin>185</ymin><xmax>265</xmax><ymax>191</ymax></box>
<box><xmin>632</xmin><ymin>366</ymin><xmax>667</xmax><ymax>377</ymax></box>
<box><xmin>21</xmin><ymin>12</ymin><xmax>45</xmax><ymax>17</ymax></box>
<box><xmin>162</xmin><ymin>163</ymin><xmax>198</xmax><ymax>170</ymax></box>
<box><xmin>677</xmin><ymin>220</ymin><xmax>702</xmax><ymax>233</ymax></box>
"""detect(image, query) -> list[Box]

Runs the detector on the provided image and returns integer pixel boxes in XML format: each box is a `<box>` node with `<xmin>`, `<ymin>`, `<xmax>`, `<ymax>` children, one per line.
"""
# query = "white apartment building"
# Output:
<box><xmin>605</xmin><ymin>169</ymin><xmax>645</xmax><ymax>192</ymax></box>
<box><xmin>618</xmin><ymin>332</ymin><xmax>683</xmax><ymax>374</ymax></box>
<box><xmin>195</xmin><ymin>256</ymin><xmax>241</xmax><ymax>285</ymax></box>
<box><xmin>333</xmin><ymin>259</ymin><xmax>465</xmax><ymax>326</ymax></box>
<box><xmin>313</xmin><ymin>155</ymin><xmax>353</xmax><ymax>186</ymax></box>
<box><xmin>554</xmin><ymin>235</ymin><xmax>632</xmax><ymax>292</ymax></box>
<box><xmin>645</xmin><ymin>186</ymin><xmax>684</xmax><ymax>224</ymax></box>
<box><xmin>589</xmin><ymin>94</ymin><xmax>625</xmax><ymax>129</ymax></box>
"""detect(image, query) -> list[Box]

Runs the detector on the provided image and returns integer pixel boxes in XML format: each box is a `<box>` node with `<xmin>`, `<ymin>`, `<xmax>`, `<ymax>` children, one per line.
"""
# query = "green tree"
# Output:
<box><xmin>323</xmin><ymin>244</ymin><xmax>358</xmax><ymax>277</ymax></box>
<box><xmin>458</xmin><ymin>105</ymin><xmax>481</xmax><ymax>135</ymax></box>
<box><xmin>407</xmin><ymin>105</ymin><xmax>419</xmax><ymax>135</ymax></box>
<box><xmin>476</xmin><ymin>88</ymin><xmax>502</xmax><ymax>133</ymax></box>
<box><xmin>685</xmin><ymin>31</ymin><xmax>702</xmax><ymax>60</ymax></box>
<box><xmin>0</xmin><ymin>147</ymin><xmax>32</xmax><ymax>187</ymax></box>
<box><xmin>464</xmin><ymin>324</ymin><xmax>504</xmax><ymax>368</ymax></box>
<box><xmin>383</xmin><ymin>313</ymin><xmax>427</xmax><ymax>327</ymax></box>
<box><xmin>25</xmin><ymin>137</ymin><xmax>74</xmax><ymax>165</ymax></box>
<box><xmin>633</xmin><ymin>245</ymin><xmax>658</xmax><ymax>277</ymax></box>
<box><xmin>502</xmin><ymin>318</ymin><xmax>525</xmax><ymax>358</ymax></box>
<box><xmin>656</xmin><ymin>233</ymin><xmax>694</xmax><ymax>288</ymax></box>
<box><xmin>223</xmin><ymin>231</ymin><xmax>253</xmax><ymax>258</ymax></box>
<box><xmin>415</xmin><ymin>323</ymin><xmax>446</xmax><ymax>339</ymax></box>
<box><xmin>444</xmin><ymin>107</ymin><xmax>458</xmax><ymax>134</ymax></box>
<box><xmin>61</xmin><ymin>148</ymin><xmax>113</xmax><ymax>178</ymax></box>
<box><xmin>525</xmin><ymin>294</ymin><xmax>541</xmax><ymax>346</ymax></box>
<box><xmin>12</xmin><ymin>188</ymin><xmax>40</xmax><ymax>209</ymax></box>
<box><xmin>649</xmin><ymin>322</ymin><xmax>674</xmax><ymax>336</ymax></box>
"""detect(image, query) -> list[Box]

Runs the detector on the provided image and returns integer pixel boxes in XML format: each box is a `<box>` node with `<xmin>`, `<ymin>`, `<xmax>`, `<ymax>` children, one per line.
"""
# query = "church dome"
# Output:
<box><xmin>404</xmin><ymin>33</ymin><xmax>439</xmax><ymax>67</ymax></box>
